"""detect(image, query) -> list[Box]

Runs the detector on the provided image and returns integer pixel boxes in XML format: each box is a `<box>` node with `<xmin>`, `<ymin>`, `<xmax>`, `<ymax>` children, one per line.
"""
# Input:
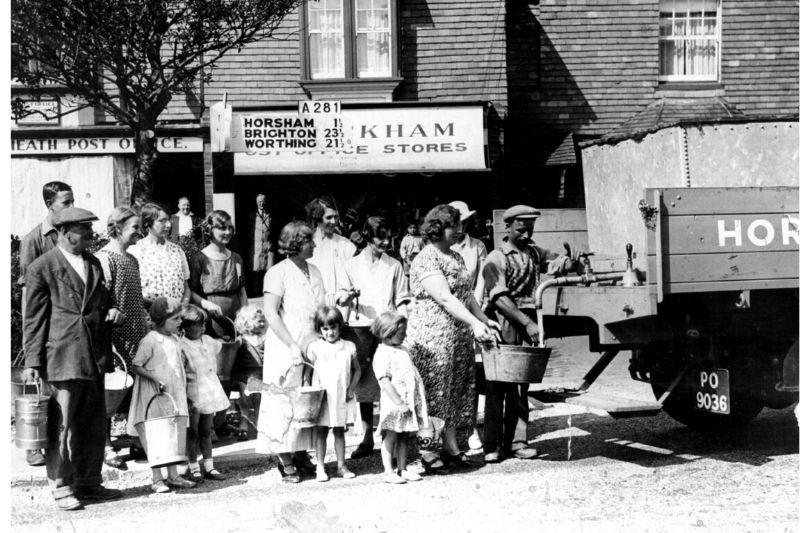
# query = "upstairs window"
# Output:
<box><xmin>659</xmin><ymin>0</ymin><xmax>720</xmax><ymax>82</ymax></box>
<box><xmin>305</xmin><ymin>0</ymin><xmax>395</xmax><ymax>80</ymax></box>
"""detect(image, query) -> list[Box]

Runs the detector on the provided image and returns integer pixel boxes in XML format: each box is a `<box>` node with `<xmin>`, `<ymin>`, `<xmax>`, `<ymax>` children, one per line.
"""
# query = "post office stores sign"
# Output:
<box><xmin>226</xmin><ymin>106</ymin><xmax>488</xmax><ymax>174</ymax></box>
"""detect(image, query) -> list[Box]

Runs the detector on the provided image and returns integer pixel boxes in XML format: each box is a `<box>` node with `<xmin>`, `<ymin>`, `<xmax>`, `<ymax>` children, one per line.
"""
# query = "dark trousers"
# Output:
<box><xmin>46</xmin><ymin>377</ymin><xmax>106</xmax><ymax>498</ymax></box>
<box><xmin>482</xmin><ymin>381</ymin><xmax>528</xmax><ymax>453</ymax></box>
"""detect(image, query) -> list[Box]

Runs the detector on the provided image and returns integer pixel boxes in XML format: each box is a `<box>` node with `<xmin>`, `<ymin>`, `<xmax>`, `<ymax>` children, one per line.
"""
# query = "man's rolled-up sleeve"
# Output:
<box><xmin>482</xmin><ymin>250</ymin><xmax>510</xmax><ymax>303</ymax></box>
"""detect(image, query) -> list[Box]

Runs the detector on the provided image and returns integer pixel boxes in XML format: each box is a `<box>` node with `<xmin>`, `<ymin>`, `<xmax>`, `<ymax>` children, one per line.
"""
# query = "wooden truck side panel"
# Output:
<box><xmin>646</xmin><ymin>187</ymin><xmax>799</xmax><ymax>300</ymax></box>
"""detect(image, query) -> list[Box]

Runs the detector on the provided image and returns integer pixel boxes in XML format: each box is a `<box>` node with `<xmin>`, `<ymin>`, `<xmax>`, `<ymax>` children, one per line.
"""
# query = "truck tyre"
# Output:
<box><xmin>647</xmin><ymin>345</ymin><xmax>765</xmax><ymax>429</ymax></box>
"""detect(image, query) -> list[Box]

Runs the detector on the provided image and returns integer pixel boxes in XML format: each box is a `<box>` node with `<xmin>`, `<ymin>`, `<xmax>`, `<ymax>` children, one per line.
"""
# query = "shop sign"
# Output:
<box><xmin>225</xmin><ymin>105</ymin><xmax>487</xmax><ymax>174</ymax></box>
<box><xmin>15</xmin><ymin>99</ymin><xmax>60</xmax><ymax>125</ymax></box>
<box><xmin>11</xmin><ymin>136</ymin><xmax>204</xmax><ymax>155</ymax></box>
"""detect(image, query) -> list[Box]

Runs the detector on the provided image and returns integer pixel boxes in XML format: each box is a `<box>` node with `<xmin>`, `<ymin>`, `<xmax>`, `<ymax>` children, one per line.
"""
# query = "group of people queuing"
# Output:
<box><xmin>19</xmin><ymin>181</ymin><xmax>580</xmax><ymax>511</ymax></box>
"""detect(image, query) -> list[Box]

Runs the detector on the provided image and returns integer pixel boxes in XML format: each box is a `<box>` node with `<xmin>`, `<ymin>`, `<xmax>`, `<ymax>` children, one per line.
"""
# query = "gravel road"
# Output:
<box><xmin>10</xmin><ymin>340</ymin><xmax>799</xmax><ymax>533</ymax></box>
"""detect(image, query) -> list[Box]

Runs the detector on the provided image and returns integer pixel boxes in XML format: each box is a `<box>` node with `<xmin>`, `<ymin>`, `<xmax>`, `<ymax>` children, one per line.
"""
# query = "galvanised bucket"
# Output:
<box><xmin>134</xmin><ymin>392</ymin><xmax>188</xmax><ymax>468</ymax></box>
<box><xmin>15</xmin><ymin>379</ymin><xmax>49</xmax><ymax>450</ymax></box>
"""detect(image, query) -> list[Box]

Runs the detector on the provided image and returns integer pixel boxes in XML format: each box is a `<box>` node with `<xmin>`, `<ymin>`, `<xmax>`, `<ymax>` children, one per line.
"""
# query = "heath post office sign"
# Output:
<box><xmin>221</xmin><ymin>105</ymin><xmax>488</xmax><ymax>174</ymax></box>
<box><xmin>11</xmin><ymin>136</ymin><xmax>204</xmax><ymax>155</ymax></box>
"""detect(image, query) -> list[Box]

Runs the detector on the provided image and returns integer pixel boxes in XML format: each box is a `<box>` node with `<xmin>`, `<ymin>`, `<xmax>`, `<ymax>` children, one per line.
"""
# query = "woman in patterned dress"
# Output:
<box><xmin>96</xmin><ymin>207</ymin><xmax>150</xmax><ymax>469</ymax></box>
<box><xmin>406</xmin><ymin>204</ymin><xmax>499</xmax><ymax>469</ymax></box>
<box><xmin>129</xmin><ymin>202</ymin><xmax>194</xmax><ymax>307</ymax></box>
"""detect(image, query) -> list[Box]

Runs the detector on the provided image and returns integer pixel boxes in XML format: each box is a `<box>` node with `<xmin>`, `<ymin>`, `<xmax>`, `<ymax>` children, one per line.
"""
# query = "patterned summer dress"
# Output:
<box><xmin>372</xmin><ymin>344</ymin><xmax>428</xmax><ymax>434</ymax></box>
<box><xmin>406</xmin><ymin>244</ymin><xmax>476</xmax><ymax>429</ymax></box>
<box><xmin>96</xmin><ymin>246</ymin><xmax>149</xmax><ymax>368</ymax></box>
<box><xmin>129</xmin><ymin>238</ymin><xmax>189</xmax><ymax>301</ymax></box>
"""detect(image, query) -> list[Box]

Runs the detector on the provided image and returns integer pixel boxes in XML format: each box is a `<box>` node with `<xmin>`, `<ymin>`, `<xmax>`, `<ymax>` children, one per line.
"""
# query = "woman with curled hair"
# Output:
<box><xmin>129</xmin><ymin>202</ymin><xmax>192</xmax><ymax>306</ymax></box>
<box><xmin>405</xmin><ymin>204</ymin><xmax>499</xmax><ymax>471</ymax></box>
<box><xmin>254</xmin><ymin>220</ymin><xmax>324</xmax><ymax>483</ymax></box>
<box><xmin>189</xmin><ymin>210</ymin><xmax>247</xmax><ymax>338</ymax></box>
<box><xmin>95</xmin><ymin>207</ymin><xmax>150</xmax><ymax>469</ymax></box>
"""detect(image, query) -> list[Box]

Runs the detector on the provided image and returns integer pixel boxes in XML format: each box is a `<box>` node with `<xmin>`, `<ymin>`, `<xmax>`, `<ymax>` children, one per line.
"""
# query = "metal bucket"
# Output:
<box><xmin>481</xmin><ymin>343</ymin><xmax>552</xmax><ymax>384</ymax></box>
<box><xmin>134</xmin><ymin>392</ymin><xmax>188</xmax><ymax>468</ymax></box>
<box><xmin>416</xmin><ymin>416</ymin><xmax>444</xmax><ymax>450</ymax></box>
<box><xmin>290</xmin><ymin>386</ymin><xmax>326</xmax><ymax>428</ymax></box>
<box><xmin>15</xmin><ymin>380</ymin><xmax>50</xmax><ymax>450</ymax></box>
<box><xmin>104</xmin><ymin>352</ymin><xmax>133</xmax><ymax>417</ymax></box>
<box><xmin>11</xmin><ymin>366</ymin><xmax>53</xmax><ymax>413</ymax></box>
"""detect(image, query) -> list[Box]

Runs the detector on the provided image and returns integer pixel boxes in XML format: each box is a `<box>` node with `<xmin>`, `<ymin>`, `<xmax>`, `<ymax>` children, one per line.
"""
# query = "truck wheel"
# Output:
<box><xmin>650</xmin><ymin>354</ymin><xmax>765</xmax><ymax>429</ymax></box>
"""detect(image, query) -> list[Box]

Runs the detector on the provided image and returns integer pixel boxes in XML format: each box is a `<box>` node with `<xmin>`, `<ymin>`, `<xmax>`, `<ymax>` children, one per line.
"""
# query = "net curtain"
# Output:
<box><xmin>10</xmin><ymin>155</ymin><xmax>133</xmax><ymax>237</ymax></box>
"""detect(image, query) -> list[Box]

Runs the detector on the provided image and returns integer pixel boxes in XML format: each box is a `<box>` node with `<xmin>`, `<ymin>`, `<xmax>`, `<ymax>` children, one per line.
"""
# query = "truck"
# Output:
<box><xmin>520</xmin><ymin>117</ymin><xmax>799</xmax><ymax>428</ymax></box>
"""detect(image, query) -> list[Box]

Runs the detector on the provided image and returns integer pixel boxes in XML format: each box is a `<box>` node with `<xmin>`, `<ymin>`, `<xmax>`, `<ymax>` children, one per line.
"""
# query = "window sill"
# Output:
<box><xmin>655</xmin><ymin>82</ymin><xmax>725</xmax><ymax>98</ymax></box>
<box><xmin>299</xmin><ymin>78</ymin><xmax>403</xmax><ymax>103</ymax></box>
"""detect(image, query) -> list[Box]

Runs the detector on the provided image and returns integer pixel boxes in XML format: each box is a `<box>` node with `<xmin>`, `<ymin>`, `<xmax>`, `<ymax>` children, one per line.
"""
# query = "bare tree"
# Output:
<box><xmin>12</xmin><ymin>0</ymin><xmax>304</xmax><ymax>206</ymax></box>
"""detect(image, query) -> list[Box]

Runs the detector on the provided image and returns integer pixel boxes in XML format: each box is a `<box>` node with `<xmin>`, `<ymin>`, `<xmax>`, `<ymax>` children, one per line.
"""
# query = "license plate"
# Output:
<box><xmin>693</xmin><ymin>368</ymin><xmax>730</xmax><ymax>414</ymax></box>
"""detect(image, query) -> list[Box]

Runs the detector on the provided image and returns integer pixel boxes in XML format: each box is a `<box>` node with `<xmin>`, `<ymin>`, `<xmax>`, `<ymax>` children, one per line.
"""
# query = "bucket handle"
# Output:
<box><xmin>112</xmin><ymin>349</ymin><xmax>129</xmax><ymax>376</ymax></box>
<box><xmin>144</xmin><ymin>391</ymin><xmax>180</xmax><ymax>420</ymax></box>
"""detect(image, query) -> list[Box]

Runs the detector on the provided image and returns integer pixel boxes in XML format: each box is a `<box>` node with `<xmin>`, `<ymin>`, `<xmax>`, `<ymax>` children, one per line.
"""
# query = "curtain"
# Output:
<box><xmin>10</xmin><ymin>156</ymin><xmax>116</xmax><ymax>236</ymax></box>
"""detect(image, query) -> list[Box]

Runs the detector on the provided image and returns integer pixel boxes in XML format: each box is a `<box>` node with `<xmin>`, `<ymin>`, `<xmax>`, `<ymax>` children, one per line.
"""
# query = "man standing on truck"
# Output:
<box><xmin>481</xmin><ymin>205</ymin><xmax>575</xmax><ymax>462</ymax></box>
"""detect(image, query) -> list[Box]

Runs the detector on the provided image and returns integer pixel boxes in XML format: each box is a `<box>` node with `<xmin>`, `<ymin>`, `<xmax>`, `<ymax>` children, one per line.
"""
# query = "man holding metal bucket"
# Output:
<box><xmin>23</xmin><ymin>207</ymin><xmax>124</xmax><ymax>510</ymax></box>
<box><xmin>481</xmin><ymin>205</ymin><xmax>577</xmax><ymax>463</ymax></box>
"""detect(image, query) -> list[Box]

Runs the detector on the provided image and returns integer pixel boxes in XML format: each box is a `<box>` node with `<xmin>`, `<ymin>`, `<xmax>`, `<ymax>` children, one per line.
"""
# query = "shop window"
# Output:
<box><xmin>304</xmin><ymin>0</ymin><xmax>397</xmax><ymax>81</ymax></box>
<box><xmin>659</xmin><ymin>0</ymin><xmax>720</xmax><ymax>82</ymax></box>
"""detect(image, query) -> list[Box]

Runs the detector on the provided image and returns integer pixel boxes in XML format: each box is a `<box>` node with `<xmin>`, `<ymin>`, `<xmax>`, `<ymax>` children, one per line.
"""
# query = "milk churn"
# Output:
<box><xmin>15</xmin><ymin>379</ymin><xmax>50</xmax><ymax>450</ymax></box>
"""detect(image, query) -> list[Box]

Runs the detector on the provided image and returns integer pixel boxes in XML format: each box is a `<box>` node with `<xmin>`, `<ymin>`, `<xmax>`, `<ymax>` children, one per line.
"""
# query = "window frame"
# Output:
<box><xmin>658</xmin><ymin>0</ymin><xmax>721</xmax><ymax>83</ymax></box>
<box><xmin>300</xmin><ymin>0</ymin><xmax>400</xmax><ymax>82</ymax></box>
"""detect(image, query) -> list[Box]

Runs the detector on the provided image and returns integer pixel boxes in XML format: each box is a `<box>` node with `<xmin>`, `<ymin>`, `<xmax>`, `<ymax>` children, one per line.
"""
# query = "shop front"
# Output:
<box><xmin>10</xmin><ymin>127</ymin><xmax>205</xmax><ymax>236</ymax></box>
<box><xmin>210</xmin><ymin>101</ymin><xmax>496</xmax><ymax>257</ymax></box>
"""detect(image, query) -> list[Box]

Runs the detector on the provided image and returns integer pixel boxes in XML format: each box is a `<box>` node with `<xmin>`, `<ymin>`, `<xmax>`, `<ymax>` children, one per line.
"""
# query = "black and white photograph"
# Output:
<box><xmin>7</xmin><ymin>0</ymin><xmax>799</xmax><ymax>531</ymax></box>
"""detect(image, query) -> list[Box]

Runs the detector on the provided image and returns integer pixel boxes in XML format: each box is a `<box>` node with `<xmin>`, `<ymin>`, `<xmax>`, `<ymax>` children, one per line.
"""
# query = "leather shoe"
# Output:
<box><xmin>512</xmin><ymin>447</ymin><xmax>538</xmax><ymax>460</ymax></box>
<box><xmin>103</xmin><ymin>450</ymin><xmax>127</xmax><ymax>470</ymax></box>
<box><xmin>204</xmin><ymin>469</ymin><xmax>227</xmax><ymax>481</ymax></box>
<box><xmin>483</xmin><ymin>451</ymin><xmax>503</xmax><ymax>463</ymax></box>
<box><xmin>55</xmin><ymin>495</ymin><xmax>83</xmax><ymax>511</ymax></box>
<box><xmin>26</xmin><ymin>449</ymin><xmax>46</xmax><ymax>466</ymax></box>
<box><xmin>278</xmin><ymin>464</ymin><xmax>300</xmax><ymax>483</ymax></box>
<box><xmin>350</xmin><ymin>442</ymin><xmax>374</xmax><ymax>460</ymax></box>
<box><xmin>74</xmin><ymin>485</ymin><xmax>123</xmax><ymax>501</ymax></box>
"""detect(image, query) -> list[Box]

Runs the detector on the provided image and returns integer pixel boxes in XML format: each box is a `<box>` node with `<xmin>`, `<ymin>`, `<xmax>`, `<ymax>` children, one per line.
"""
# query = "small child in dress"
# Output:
<box><xmin>180</xmin><ymin>304</ymin><xmax>231</xmax><ymax>482</ymax></box>
<box><xmin>371</xmin><ymin>311</ymin><xmax>428</xmax><ymax>484</ymax></box>
<box><xmin>399</xmin><ymin>223</ymin><xmax>424</xmax><ymax>275</ymax></box>
<box><xmin>232</xmin><ymin>305</ymin><xmax>268</xmax><ymax>439</ymax></box>
<box><xmin>306</xmin><ymin>306</ymin><xmax>361</xmax><ymax>482</ymax></box>
<box><xmin>127</xmin><ymin>297</ymin><xmax>196</xmax><ymax>493</ymax></box>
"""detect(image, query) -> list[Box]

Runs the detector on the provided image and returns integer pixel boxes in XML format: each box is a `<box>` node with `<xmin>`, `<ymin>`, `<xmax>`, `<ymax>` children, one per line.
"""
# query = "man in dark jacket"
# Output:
<box><xmin>24</xmin><ymin>207</ymin><xmax>124</xmax><ymax>510</ymax></box>
<box><xmin>169</xmin><ymin>196</ymin><xmax>199</xmax><ymax>240</ymax></box>
<box><xmin>18</xmin><ymin>180</ymin><xmax>74</xmax><ymax>466</ymax></box>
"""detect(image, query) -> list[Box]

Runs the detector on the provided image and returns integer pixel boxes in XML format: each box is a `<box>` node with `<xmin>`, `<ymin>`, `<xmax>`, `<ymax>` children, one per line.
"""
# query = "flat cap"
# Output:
<box><xmin>503</xmin><ymin>205</ymin><xmax>541</xmax><ymax>222</ymax></box>
<box><xmin>51</xmin><ymin>207</ymin><xmax>99</xmax><ymax>227</ymax></box>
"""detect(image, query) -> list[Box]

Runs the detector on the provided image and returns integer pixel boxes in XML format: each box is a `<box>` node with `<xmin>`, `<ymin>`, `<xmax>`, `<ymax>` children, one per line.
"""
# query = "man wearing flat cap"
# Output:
<box><xmin>481</xmin><ymin>204</ymin><xmax>577</xmax><ymax>463</ymax></box>
<box><xmin>24</xmin><ymin>207</ymin><xmax>124</xmax><ymax>510</ymax></box>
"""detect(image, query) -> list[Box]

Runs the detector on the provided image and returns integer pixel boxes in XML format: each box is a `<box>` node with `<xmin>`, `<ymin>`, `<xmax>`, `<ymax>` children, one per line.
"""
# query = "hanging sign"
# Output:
<box><xmin>225</xmin><ymin>105</ymin><xmax>487</xmax><ymax>174</ymax></box>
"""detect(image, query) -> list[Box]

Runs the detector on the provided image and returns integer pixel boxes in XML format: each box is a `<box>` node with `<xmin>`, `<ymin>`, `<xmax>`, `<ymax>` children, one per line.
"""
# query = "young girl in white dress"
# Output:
<box><xmin>180</xmin><ymin>304</ymin><xmax>231</xmax><ymax>482</ymax></box>
<box><xmin>127</xmin><ymin>297</ymin><xmax>196</xmax><ymax>493</ymax></box>
<box><xmin>306</xmin><ymin>306</ymin><xmax>361</xmax><ymax>482</ymax></box>
<box><xmin>371</xmin><ymin>311</ymin><xmax>429</xmax><ymax>484</ymax></box>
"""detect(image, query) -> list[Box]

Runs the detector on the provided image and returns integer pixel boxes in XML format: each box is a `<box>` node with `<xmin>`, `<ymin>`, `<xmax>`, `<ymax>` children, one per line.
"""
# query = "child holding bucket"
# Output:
<box><xmin>127</xmin><ymin>297</ymin><xmax>196</xmax><ymax>493</ymax></box>
<box><xmin>180</xmin><ymin>304</ymin><xmax>231</xmax><ymax>482</ymax></box>
<box><xmin>307</xmin><ymin>306</ymin><xmax>361</xmax><ymax>482</ymax></box>
<box><xmin>371</xmin><ymin>311</ymin><xmax>429</xmax><ymax>484</ymax></box>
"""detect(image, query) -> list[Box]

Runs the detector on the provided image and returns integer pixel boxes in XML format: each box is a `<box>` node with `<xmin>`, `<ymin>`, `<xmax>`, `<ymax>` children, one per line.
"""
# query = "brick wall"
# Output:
<box><xmin>721</xmin><ymin>0</ymin><xmax>799</xmax><ymax>115</ymax></box>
